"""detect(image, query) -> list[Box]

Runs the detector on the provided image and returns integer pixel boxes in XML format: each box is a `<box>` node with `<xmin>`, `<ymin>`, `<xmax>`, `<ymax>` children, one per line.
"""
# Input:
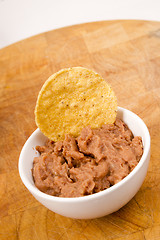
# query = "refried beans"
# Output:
<box><xmin>32</xmin><ymin>119</ymin><xmax>143</xmax><ymax>198</ymax></box>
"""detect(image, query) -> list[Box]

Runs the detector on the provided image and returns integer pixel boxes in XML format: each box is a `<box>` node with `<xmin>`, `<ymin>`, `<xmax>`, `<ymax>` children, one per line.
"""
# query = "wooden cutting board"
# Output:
<box><xmin>0</xmin><ymin>20</ymin><xmax>160</xmax><ymax>240</ymax></box>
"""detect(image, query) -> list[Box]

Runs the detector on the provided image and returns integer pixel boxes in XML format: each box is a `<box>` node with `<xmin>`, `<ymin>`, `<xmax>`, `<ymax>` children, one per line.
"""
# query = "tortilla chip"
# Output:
<box><xmin>35</xmin><ymin>67</ymin><xmax>117</xmax><ymax>141</ymax></box>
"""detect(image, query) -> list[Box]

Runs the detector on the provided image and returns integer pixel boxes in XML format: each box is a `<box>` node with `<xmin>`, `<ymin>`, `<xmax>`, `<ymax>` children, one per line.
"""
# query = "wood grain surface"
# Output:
<box><xmin>0</xmin><ymin>20</ymin><xmax>160</xmax><ymax>240</ymax></box>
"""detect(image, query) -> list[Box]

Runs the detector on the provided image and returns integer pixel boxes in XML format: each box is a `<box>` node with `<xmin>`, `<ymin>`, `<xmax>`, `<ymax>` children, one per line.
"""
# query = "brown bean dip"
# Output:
<box><xmin>32</xmin><ymin>119</ymin><xmax>143</xmax><ymax>198</ymax></box>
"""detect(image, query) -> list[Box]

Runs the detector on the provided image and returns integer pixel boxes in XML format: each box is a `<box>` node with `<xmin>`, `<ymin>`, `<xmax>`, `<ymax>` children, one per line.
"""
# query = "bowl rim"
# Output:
<box><xmin>19</xmin><ymin>106</ymin><xmax>150</xmax><ymax>203</ymax></box>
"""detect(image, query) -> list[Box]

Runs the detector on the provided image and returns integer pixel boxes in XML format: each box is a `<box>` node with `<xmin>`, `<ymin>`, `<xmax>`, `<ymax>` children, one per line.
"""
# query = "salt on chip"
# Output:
<box><xmin>35</xmin><ymin>67</ymin><xmax>117</xmax><ymax>141</ymax></box>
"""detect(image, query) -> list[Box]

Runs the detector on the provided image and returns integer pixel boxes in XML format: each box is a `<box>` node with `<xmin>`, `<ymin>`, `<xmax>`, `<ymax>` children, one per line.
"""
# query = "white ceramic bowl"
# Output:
<box><xmin>19</xmin><ymin>107</ymin><xmax>150</xmax><ymax>219</ymax></box>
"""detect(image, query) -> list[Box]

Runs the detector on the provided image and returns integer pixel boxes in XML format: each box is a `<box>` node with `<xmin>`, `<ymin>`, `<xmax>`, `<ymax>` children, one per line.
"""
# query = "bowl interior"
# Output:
<box><xmin>117</xmin><ymin>107</ymin><xmax>149</xmax><ymax>150</ymax></box>
<box><xmin>19</xmin><ymin>129</ymin><xmax>47</xmax><ymax>187</ymax></box>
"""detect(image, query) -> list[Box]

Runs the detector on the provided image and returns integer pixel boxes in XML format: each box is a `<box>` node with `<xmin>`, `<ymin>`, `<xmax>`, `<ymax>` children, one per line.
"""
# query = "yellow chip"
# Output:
<box><xmin>35</xmin><ymin>67</ymin><xmax>117</xmax><ymax>141</ymax></box>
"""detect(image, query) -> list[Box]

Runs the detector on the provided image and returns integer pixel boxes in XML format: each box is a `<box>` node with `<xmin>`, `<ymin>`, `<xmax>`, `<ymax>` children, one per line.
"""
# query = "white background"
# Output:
<box><xmin>0</xmin><ymin>0</ymin><xmax>160</xmax><ymax>49</ymax></box>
